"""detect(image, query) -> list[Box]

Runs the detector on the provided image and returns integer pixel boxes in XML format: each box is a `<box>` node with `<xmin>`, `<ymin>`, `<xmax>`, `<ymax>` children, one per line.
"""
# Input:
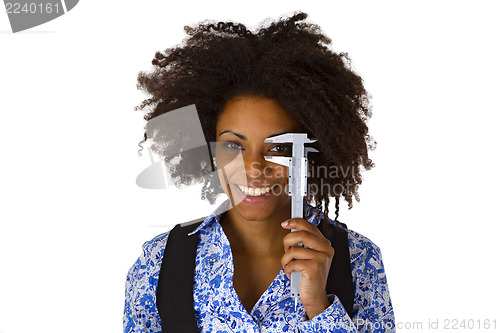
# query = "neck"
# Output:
<box><xmin>220</xmin><ymin>202</ymin><xmax>291</xmax><ymax>257</ymax></box>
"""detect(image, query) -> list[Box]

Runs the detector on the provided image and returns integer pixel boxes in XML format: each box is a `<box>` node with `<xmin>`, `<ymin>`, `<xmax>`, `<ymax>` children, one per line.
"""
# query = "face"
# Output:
<box><xmin>215</xmin><ymin>95</ymin><xmax>304</xmax><ymax>222</ymax></box>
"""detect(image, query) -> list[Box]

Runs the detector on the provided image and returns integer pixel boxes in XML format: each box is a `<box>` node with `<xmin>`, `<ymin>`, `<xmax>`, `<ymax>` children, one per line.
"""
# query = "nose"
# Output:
<box><xmin>244</xmin><ymin>153</ymin><xmax>264</xmax><ymax>178</ymax></box>
<box><xmin>244</xmin><ymin>152</ymin><xmax>271</xmax><ymax>181</ymax></box>
<box><xmin>243</xmin><ymin>151</ymin><xmax>283</xmax><ymax>183</ymax></box>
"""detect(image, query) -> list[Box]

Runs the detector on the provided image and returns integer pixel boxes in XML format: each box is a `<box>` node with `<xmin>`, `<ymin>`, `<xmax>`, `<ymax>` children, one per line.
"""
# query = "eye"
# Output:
<box><xmin>269</xmin><ymin>144</ymin><xmax>292</xmax><ymax>156</ymax></box>
<box><xmin>220</xmin><ymin>141</ymin><xmax>243</xmax><ymax>150</ymax></box>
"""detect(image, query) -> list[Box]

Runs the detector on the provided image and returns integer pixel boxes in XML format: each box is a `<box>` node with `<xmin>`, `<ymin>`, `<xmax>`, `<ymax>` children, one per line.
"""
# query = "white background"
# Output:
<box><xmin>1</xmin><ymin>1</ymin><xmax>499</xmax><ymax>332</ymax></box>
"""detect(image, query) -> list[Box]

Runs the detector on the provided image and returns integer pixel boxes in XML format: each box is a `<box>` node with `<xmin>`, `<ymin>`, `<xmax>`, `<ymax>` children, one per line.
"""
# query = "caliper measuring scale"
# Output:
<box><xmin>264</xmin><ymin>133</ymin><xmax>318</xmax><ymax>311</ymax></box>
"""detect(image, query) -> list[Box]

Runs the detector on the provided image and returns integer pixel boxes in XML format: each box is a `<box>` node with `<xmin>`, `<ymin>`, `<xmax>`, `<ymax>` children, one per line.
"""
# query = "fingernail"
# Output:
<box><xmin>281</xmin><ymin>220</ymin><xmax>289</xmax><ymax>227</ymax></box>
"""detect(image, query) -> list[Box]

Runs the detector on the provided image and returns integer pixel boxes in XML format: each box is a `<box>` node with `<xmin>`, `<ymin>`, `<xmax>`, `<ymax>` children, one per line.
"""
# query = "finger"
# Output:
<box><xmin>281</xmin><ymin>246</ymin><xmax>314</xmax><ymax>267</ymax></box>
<box><xmin>281</xmin><ymin>218</ymin><xmax>323</xmax><ymax>237</ymax></box>
<box><xmin>281</xmin><ymin>246</ymin><xmax>332</xmax><ymax>268</ymax></box>
<box><xmin>283</xmin><ymin>259</ymin><xmax>308</xmax><ymax>279</ymax></box>
<box><xmin>283</xmin><ymin>259</ymin><xmax>327</xmax><ymax>280</ymax></box>
<box><xmin>283</xmin><ymin>230</ymin><xmax>332</xmax><ymax>252</ymax></box>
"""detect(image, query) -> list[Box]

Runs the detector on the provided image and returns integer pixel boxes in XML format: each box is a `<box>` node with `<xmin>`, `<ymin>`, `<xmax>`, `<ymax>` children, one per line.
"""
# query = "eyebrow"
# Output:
<box><xmin>218</xmin><ymin>130</ymin><xmax>291</xmax><ymax>140</ymax></box>
<box><xmin>218</xmin><ymin>130</ymin><xmax>246</xmax><ymax>140</ymax></box>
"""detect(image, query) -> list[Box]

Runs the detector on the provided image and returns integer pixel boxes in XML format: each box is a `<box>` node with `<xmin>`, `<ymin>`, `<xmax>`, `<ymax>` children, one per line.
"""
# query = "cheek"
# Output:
<box><xmin>262</xmin><ymin>165</ymin><xmax>289</xmax><ymax>181</ymax></box>
<box><xmin>215</xmin><ymin>158</ymin><xmax>242</xmax><ymax>194</ymax></box>
<box><xmin>216</xmin><ymin>167</ymin><xmax>229</xmax><ymax>192</ymax></box>
<box><xmin>215</xmin><ymin>148</ymin><xmax>240</xmax><ymax>166</ymax></box>
<box><xmin>215</xmin><ymin>150</ymin><xmax>245</xmax><ymax>176</ymax></box>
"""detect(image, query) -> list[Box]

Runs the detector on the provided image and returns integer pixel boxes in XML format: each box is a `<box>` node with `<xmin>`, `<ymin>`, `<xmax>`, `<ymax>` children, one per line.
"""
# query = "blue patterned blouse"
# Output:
<box><xmin>123</xmin><ymin>200</ymin><xmax>395</xmax><ymax>332</ymax></box>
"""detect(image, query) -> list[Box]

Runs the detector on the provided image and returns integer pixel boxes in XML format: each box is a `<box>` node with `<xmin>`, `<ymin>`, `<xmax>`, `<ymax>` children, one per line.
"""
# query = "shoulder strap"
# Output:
<box><xmin>156</xmin><ymin>218</ymin><xmax>354</xmax><ymax>333</ymax></box>
<box><xmin>156</xmin><ymin>218</ymin><xmax>204</xmax><ymax>333</ymax></box>
<box><xmin>324</xmin><ymin>221</ymin><xmax>355</xmax><ymax>319</ymax></box>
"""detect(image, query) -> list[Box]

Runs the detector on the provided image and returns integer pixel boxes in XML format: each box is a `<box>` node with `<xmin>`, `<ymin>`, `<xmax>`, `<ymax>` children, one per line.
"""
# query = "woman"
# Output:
<box><xmin>124</xmin><ymin>12</ymin><xmax>395</xmax><ymax>333</ymax></box>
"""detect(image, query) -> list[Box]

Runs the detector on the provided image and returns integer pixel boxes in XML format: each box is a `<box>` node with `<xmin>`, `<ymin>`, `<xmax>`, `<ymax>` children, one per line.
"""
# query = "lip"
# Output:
<box><xmin>236</xmin><ymin>183</ymin><xmax>273</xmax><ymax>188</ymax></box>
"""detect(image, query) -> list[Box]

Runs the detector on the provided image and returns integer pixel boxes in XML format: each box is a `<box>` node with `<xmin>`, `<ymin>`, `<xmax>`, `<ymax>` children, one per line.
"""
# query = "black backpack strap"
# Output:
<box><xmin>156</xmin><ymin>218</ymin><xmax>205</xmax><ymax>333</ymax></box>
<box><xmin>324</xmin><ymin>221</ymin><xmax>355</xmax><ymax>319</ymax></box>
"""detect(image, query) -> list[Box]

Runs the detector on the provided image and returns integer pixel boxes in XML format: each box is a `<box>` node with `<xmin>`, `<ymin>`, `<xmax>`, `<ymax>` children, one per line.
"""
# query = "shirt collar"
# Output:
<box><xmin>188</xmin><ymin>198</ymin><xmax>327</xmax><ymax>236</ymax></box>
<box><xmin>188</xmin><ymin>199</ymin><xmax>231</xmax><ymax>236</ymax></box>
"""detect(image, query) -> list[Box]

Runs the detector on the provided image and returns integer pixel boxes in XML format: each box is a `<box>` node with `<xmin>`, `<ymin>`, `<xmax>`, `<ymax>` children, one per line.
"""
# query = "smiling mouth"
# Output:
<box><xmin>236</xmin><ymin>184</ymin><xmax>274</xmax><ymax>196</ymax></box>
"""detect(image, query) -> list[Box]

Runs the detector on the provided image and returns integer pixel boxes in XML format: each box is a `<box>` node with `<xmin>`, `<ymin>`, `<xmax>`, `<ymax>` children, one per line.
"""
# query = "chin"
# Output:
<box><xmin>227</xmin><ymin>188</ymin><xmax>290</xmax><ymax>222</ymax></box>
<box><xmin>233</xmin><ymin>206</ymin><xmax>276</xmax><ymax>222</ymax></box>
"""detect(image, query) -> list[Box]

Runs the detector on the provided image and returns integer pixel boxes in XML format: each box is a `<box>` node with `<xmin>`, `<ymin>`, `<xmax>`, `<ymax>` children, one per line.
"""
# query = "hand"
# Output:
<box><xmin>281</xmin><ymin>218</ymin><xmax>334</xmax><ymax>320</ymax></box>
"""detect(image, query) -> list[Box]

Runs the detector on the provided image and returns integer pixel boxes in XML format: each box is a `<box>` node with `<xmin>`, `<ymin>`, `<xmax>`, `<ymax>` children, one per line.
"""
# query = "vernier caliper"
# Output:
<box><xmin>264</xmin><ymin>133</ymin><xmax>318</xmax><ymax>311</ymax></box>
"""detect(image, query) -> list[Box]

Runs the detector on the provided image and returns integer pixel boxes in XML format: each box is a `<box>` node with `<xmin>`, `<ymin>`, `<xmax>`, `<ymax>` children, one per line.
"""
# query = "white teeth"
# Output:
<box><xmin>237</xmin><ymin>184</ymin><xmax>271</xmax><ymax>196</ymax></box>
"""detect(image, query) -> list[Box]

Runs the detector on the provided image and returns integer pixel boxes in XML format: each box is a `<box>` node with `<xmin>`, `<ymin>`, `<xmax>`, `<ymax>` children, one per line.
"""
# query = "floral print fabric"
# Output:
<box><xmin>123</xmin><ymin>200</ymin><xmax>395</xmax><ymax>332</ymax></box>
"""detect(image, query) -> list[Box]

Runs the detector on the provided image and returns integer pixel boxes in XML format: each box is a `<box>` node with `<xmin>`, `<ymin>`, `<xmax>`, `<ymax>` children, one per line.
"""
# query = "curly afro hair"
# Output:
<box><xmin>135</xmin><ymin>11</ymin><xmax>376</xmax><ymax>223</ymax></box>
